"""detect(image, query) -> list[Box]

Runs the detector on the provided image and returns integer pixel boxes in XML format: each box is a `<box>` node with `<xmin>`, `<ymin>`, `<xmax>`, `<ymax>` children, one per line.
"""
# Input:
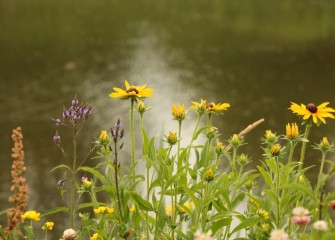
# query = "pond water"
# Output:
<box><xmin>1</xmin><ymin>0</ymin><xmax>335</xmax><ymax>238</ymax></box>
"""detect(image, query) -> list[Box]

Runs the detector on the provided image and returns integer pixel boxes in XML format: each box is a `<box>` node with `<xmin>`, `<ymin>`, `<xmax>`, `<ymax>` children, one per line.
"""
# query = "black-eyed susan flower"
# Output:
<box><xmin>289</xmin><ymin>102</ymin><xmax>335</xmax><ymax>125</ymax></box>
<box><xmin>42</xmin><ymin>221</ymin><xmax>54</xmax><ymax>231</ymax></box>
<box><xmin>261</xmin><ymin>223</ymin><xmax>270</xmax><ymax>232</ymax></box>
<box><xmin>109</xmin><ymin>80</ymin><xmax>154</xmax><ymax>101</ymax></box>
<box><xmin>206</xmin><ymin>102</ymin><xmax>230</xmax><ymax>114</ymax></box>
<box><xmin>172</xmin><ymin>104</ymin><xmax>186</xmax><ymax>121</ymax></box>
<box><xmin>286</xmin><ymin>123</ymin><xmax>299</xmax><ymax>140</ymax></box>
<box><xmin>21</xmin><ymin>210</ymin><xmax>41</xmax><ymax>222</ymax></box>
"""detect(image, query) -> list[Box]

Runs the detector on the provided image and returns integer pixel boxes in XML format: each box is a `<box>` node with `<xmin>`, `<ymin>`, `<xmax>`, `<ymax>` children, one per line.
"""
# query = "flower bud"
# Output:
<box><xmin>237</xmin><ymin>153</ymin><xmax>248</xmax><ymax>166</ymax></box>
<box><xmin>206</xmin><ymin>127</ymin><xmax>216</xmax><ymax>139</ymax></box>
<box><xmin>229</xmin><ymin>134</ymin><xmax>243</xmax><ymax>147</ymax></box>
<box><xmin>286</xmin><ymin>123</ymin><xmax>299</xmax><ymax>140</ymax></box>
<box><xmin>172</xmin><ymin>104</ymin><xmax>186</xmax><ymax>121</ymax></box>
<box><xmin>319</xmin><ymin>137</ymin><xmax>331</xmax><ymax>151</ymax></box>
<box><xmin>264</xmin><ymin>130</ymin><xmax>277</xmax><ymax>144</ymax></box>
<box><xmin>98</xmin><ymin>130</ymin><xmax>110</xmax><ymax>146</ymax></box>
<box><xmin>204</xmin><ymin>168</ymin><xmax>214</xmax><ymax>182</ymax></box>
<box><xmin>271</xmin><ymin>144</ymin><xmax>281</xmax><ymax>156</ymax></box>
<box><xmin>245</xmin><ymin>180</ymin><xmax>254</xmax><ymax>191</ymax></box>
<box><xmin>167</xmin><ymin>132</ymin><xmax>177</xmax><ymax>145</ymax></box>
<box><xmin>215</xmin><ymin>140</ymin><xmax>225</xmax><ymax>155</ymax></box>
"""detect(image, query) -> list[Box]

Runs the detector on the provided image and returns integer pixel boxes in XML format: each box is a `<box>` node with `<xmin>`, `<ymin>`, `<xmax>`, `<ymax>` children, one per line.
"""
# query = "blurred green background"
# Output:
<box><xmin>1</xmin><ymin>0</ymin><xmax>335</xmax><ymax>238</ymax></box>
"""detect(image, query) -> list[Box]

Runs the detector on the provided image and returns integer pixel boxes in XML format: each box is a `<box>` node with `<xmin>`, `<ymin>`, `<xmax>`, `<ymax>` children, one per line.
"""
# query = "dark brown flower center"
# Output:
<box><xmin>127</xmin><ymin>87</ymin><xmax>139</xmax><ymax>94</ymax></box>
<box><xmin>206</xmin><ymin>103</ymin><xmax>214</xmax><ymax>109</ymax></box>
<box><xmin>306</xmin><ymin>103</ymin><xmax>317</xmax><ymax>113</ymax></box>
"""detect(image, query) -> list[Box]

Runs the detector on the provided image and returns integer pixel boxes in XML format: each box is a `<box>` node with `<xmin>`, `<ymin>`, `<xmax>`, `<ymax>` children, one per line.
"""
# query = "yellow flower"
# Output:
<box><xmin>42</xmin><ymin>221</ymin><xmax>54</xmax><ymax>231</ymax></box>
<box><xmin>204</xmin><ymin>168</ymin><xmax>214</xmax><ymax>182</ymax></box>
<box><xmin>93</xmin><ymin>206</ymin><xmax>114</xmax><ymax>214</ymax></box>
<box><xmin>129</xmin><ymin>205</ymin><xmax>135</xmax><ymax>213</ymax></box>
<box><xmin>191</xmin><ymin>99</ymin><xmax>207</xmax><ymax>114</ymax></box>
<box><xmin>109</xmin><ymin>80</ymin><xmax>154</xmax><ymax>100</ymax></box>
<box><xmin>271</xmin><ymin>144</ymin><xmax>281</xmax><ymax>156</ymax></box>
<box><xmin>258</xmin><ymin>209</ymin><xmax>270</xmax><ymax>220</ymax></box>
<box><xmin>286</xmin><ymin>123</ymin><xmax>299</xmax><ymax>140</ymax></box>
<box><xmin>172</xmin><ymin>104</ymin><xmax>186</xmax><ymax>121</ymax></box>
<box><xmin>215</xmin><ymin>140</ymin><xmax>225</xmax><ymax>155</ymax></box>
<box><xmin>206</xmin><ymin>102</ymin><xmax>230</xmax><ymax>114</ymax></box>
<box><xmin>81</xmin><ymin>176</ymin><xmax>92</xmax><ymax>190</ymax></box>
<box><xmin>289</xmin><ymin>102</ymin><xmax>335</xmax><ymax>125</ymax></box>
<box><xmin>165</xmin><ymin>205</ymin><xmax>173</xmax><ymax>215</ymax></box>
<box><xmin>262</xmin><ymin>223</ymin><xmax>270</xmax><ymax>232</ymax></box>
<box><xmin>21</xmin><ymin>211</ymin><xmax>41</xmax><ymax>222</ymax></box>
<box><xmin>90</xmin><ymin>233</ymin><xmax>101</xmax><ymax>240</ymax></box>
<box><xmin>180</xmin><ymin>202</ymin><xmax>194</xmax><ymax>214</ymax></box>
<box><xmin>167</xmin><ymin>131</ymin><xmax>177</xmax><ymax>145</ymax></box>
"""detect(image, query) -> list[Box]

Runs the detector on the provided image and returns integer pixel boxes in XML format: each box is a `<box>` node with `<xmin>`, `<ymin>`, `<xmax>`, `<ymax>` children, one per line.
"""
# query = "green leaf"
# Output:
<box><xmin>41</xmin><ymin>207</ymin><xmax>69</xmax><ymax>217</ymax></box>
<box><xmin>210</xmin><ymin>217</ymin><xmax>232</xmax><ymax>234</ymax></box>
<box><xmin>129</xmin><ymin>192</ymin><xmax>154</xmax><ymax>211</ymax></box>
<box><xmin>230</xmin><ymin>215</ymin><xmax>258</xmax><ymax>236</ymax></box>
<box><xmin>257</xmin><ymin>165</ymin><xmax>273</xmax><ymax>187</ymax></box>
<box><xmin>50</xmin><ymin>164</ymin><xmax>71</xmax><ymax>173</ymax></box>
<box><xmin>281</xmin><ymin>183</ymin><xmax>317</xmax><ymax>201</ymax></box>
<box><xmin>78</xmin><ymin>166</ymin><xmax>108</xmax><ymax>185</ymax></box>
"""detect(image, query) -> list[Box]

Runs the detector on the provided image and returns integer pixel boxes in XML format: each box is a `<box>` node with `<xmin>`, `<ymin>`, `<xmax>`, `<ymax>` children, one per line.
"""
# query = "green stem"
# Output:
<box><xmin>287</xmin><ymin>141</ymin><xmax>296</xmax><ymax>164</ymax></box>
<box><xmin>316</xmin><ymin>151</ymin><xmax>327</xmax><ymax>220</ymax></box>
<box><xmin>70</xmin><ymin>129</ymin><xmax>77</xmax><ymax>228</ymax></box>
<box><xmin>275</xmin><ymin>157</ymin><xmax>281</xmax><ymax>228</ymax></box>
<box><xmin>114</xmin><ymin>141</ymin><xmax>123</xmax><ymax>221</ymax></box>
<box><xmin>130</xmin><ymin>99</ymin><xmax>135</xmax><ymax>168</ymax></box>
<box><xmin>299</xmin><ymin>124</ymin><xmax>311</xmax><ymax>171</ymax></box>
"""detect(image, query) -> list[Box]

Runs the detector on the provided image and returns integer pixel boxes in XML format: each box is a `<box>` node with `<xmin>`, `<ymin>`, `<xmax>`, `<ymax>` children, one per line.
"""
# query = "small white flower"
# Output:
<box><xmin>62</xmin><ymin>228</ymin><xmax>77</xmax><ymax>240</ymax></box>
<box><xmin>269</xmin><ymin>229</ymin><xmax>290</xmax><ymax>240</ymax></box>
<box><xmin>292</xmin><ymin>206</ymin><xmax>309</xmax><ymax>216</ymax></box>
<box><xmin>313</xmin><ymin>220</ymin><xmax>328</xmax><ymax>231</ymax></box>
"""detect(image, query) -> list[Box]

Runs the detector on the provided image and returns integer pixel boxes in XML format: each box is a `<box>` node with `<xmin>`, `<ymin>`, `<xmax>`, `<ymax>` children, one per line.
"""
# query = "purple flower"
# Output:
<box><xmin>55</xmin><ymin>119</ymin><xmax>61</xmax><ymax>126</ymax></box>
<box><xmin>53</xmin><ymin>131</ymin><xmax>61</xmax><ymax>144</ymax></box>
<box><xmin>72</xmin><ymin>95</ymin><xmax>79</xmax><ymax>106</ymax></box>
<box><xmin>57</xmin><ymin>179</ymin><xmax>65</xmax><ymax>187</ymax></box>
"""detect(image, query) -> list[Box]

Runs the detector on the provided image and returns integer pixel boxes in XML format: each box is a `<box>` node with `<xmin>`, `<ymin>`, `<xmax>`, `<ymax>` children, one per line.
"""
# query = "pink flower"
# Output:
<box><xmin>291</xmin><ymin>206</ymin><xmax>310</xmax><ymax>225</ymax></box>
<box><xmin>291</xmin><ymin>215</ymin><xmax>311</xmax><ymax>225</ymax></box>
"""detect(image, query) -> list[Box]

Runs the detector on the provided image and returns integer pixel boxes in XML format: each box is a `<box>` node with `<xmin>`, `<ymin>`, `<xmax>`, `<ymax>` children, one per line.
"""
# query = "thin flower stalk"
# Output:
<box><xmin>299</xmin><ymin>123</ymin><xmax>311</xmax><ymax>171</ymax></box>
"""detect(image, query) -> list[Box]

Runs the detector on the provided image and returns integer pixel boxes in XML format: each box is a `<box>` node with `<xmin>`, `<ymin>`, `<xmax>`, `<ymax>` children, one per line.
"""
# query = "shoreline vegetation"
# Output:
<box><xmin>2</xmin><ymin>81</ymin><xmax>335</xmax><ymax>240</ymax></box>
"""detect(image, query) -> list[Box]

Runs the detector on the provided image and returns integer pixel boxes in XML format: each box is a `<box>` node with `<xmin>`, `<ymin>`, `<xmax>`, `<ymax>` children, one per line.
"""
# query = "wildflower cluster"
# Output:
<box><xmin>4</xmin><ymin>80</ymin><xmax>335</xmax><ymax>240</ymax></box>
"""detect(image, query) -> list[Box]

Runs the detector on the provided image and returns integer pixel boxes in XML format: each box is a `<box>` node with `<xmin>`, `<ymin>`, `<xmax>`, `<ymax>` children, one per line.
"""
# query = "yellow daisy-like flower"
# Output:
<box><xmin>21</xmin><ymin>210</ymin><xmax>41</xmax><ymax>222</ymax></box>
<box><xmin>206</xmin><ymin>102</ymin><xmax>230</xmax><ymax>114</ymax></box>
<box><xmin>109</xmin><ymin>80</ymin><xmax>154</xmax><ymax>100</ymax></box>
<box><xmin>289</xmin><ymin>102</ymin><xmax>335</xmax><ymax>125</ymax></box>
<box><xmin>172</xmin><ymin>104</ymin><xmax>186</xmax><ymax>121</ymax></box>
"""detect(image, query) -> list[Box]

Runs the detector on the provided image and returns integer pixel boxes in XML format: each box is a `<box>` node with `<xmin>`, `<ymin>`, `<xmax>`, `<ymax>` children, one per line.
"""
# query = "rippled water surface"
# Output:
<box><xmin>1</xmin><ymin>0</ymin><xmax>335</xmax><ymax>237</ymax></box>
